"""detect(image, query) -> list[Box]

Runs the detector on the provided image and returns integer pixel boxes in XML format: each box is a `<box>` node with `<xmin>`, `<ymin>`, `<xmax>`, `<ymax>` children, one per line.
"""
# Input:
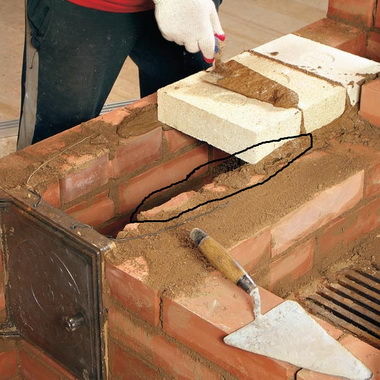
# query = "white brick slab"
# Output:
<box><xmin>254</xmin><ymin>34</ymin><xmax>380</xmax><ymax>106</ymax></box>
<box><xmin>233</xmin><ymin>52</ymin><xmax>346</xmax><ymax>132</ymax></box>
<box><xmin>158</xmin><ymin>72</ymin><xmax>302</xmax><ymax>164</ymax></box>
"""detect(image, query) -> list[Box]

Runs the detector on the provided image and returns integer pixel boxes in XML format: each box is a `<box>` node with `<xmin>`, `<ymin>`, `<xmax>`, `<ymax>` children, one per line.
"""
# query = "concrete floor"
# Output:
<box><xmin>0</xmin><ymin>0</ymin><xmax>328</xmax><ymax>157</ymax></box>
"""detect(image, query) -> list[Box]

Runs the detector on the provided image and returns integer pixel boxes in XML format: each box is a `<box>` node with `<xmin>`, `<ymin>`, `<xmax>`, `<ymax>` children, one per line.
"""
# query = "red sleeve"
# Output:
<box><xmin>66</xmin><ymin>0</ymin><xmax>155</xmax><ymax>13</ymax></box>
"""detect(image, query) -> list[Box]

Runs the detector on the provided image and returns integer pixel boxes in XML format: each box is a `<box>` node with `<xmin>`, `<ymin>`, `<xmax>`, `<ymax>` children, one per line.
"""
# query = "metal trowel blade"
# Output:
<box><xmin>224</xmin><ymin>301</ymin><xmax>372</xmax><ymax>380</ymax></box>
<box><xmin>201</xmin><ymin>71</ymin><xmax>224</xmax><ymax>85</ymax></box>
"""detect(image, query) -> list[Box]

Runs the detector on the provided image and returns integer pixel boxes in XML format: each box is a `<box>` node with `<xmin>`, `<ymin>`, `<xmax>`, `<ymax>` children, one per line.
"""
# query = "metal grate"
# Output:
<box><xmin>305</xmin><ymin>263</ymin><xmax>380</xmax><ymax>348</ymax></box>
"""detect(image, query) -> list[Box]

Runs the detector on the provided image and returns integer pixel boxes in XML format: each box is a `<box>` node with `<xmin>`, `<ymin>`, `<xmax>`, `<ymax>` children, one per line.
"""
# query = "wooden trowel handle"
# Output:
<box><xmin>190</xmin><ymin>228</ymin><xmax>257</xmax><ymax>294</ymax></box>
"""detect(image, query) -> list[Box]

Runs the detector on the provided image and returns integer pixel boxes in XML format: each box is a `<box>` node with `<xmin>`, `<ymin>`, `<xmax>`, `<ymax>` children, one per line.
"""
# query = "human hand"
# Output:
<box><xmin>154</xmin><ymin>0</ymin><xmax>225</xmax><ymax>63</ymax></box>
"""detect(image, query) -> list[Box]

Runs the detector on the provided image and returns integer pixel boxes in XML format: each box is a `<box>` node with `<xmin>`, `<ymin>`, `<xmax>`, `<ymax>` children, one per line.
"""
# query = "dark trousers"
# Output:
<box><xmin>18</xmin><ymin>0</ymin><xmax>220</xmax><ymax>148</ymax></box>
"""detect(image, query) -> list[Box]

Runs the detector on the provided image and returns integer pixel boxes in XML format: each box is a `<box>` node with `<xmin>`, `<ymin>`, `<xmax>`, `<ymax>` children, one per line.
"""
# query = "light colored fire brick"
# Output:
<box><xmin>158</xmin><ymin>71</ymin><xmax>302</xmax><ymax>164</ymax></box>
<box><xmin>233</xmin><ymin>52</ymin><xmax>346</xmax><ymax>132</ymax></box>
<box><xmin>254</xmin><ymin>34</ymin><xmax>380</xmax><ymax>106</ymax></box>
<box><xmin>158</xmin><ymin>43</ymin><xmax>349</xmax><ymax>162</ymax></box>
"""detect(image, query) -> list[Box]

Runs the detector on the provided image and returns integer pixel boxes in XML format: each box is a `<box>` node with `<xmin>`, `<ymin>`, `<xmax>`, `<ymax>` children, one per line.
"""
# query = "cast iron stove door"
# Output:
<box><xmin>0</xmin><ymin>199</ymin><xmax>106</xmax><ymax>379</ymax></box>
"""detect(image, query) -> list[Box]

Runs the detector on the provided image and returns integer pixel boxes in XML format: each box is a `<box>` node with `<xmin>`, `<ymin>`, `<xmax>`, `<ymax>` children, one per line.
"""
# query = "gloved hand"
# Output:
<box><xmin>153</xmin><ymin>0</ymin><xmax>225</xmax><ymax>63</ymax></box>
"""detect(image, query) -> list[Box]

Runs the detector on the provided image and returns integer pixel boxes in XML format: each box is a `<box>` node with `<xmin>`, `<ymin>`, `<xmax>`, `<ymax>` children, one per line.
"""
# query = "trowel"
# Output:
<box><xmin>190</xmin><ymin>228</ymin><xmax>373</xmax><ymax>380</ymax></box>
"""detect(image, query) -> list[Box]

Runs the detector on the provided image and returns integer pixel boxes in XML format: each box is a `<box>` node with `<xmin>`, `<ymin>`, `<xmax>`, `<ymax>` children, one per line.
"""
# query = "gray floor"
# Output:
<box><xmin>0</xmin><ymin>0</ymin><xmax>328</xmax><ymax>157</ymax></box>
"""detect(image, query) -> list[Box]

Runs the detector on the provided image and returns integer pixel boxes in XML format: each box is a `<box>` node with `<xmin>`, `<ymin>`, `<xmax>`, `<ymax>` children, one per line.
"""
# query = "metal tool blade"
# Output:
<box><xmin>224</xmin><ymin>300</ymin><xmax>372</xmax><ymax>380</ymax></box>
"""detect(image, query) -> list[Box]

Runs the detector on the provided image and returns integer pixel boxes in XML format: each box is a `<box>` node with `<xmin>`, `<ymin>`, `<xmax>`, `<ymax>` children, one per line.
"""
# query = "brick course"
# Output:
<box><xmin>269</xmin><ymin>239</ymin><xmax>315</xmax><ymax>290</ymax></box>
<box><xmin>111</xmin><ymin>127</ymin><xmax>163</xmax><ymax>178</ymax></box>
<box><xmin>271</xmin><ymin>171</ymin><xmax>364</xmax><ymax>256</ymax></box>
<box><xmin>19</xmin><ymin>342</ymin><xmax>77</xmax><ymax>380</ymax></box>
<box><xmin>0</xmin><ymin>351</ymin><xmax>17</xmax><ymax>380</ymax></box>
<box><xmin>360</xmin><ymin>78</ymin><xmax>380</xmax><ymax>128</ymax></box>
<box><xmin>163</xmin><ymin>128</ymin><xmax>199</xmax><ymax>154</ymax></box>
<box><xmin>327</xmin><ymin>0</ymin><xmax>377</xmax><ymax>28</ymax></box>
<box><xmin>296</xmin><ymin>18</ymin><xmax>367</xmax><ymax>56</ymax></box>
<box><xmin>60</xmin><ymin>154</ymin><xmax>110</xmax><ymax>204</ymax></box>
<box><xmin>230</xmin><ymin>227</ymin><xmax>271</xmax><ymax>271</ymax></box>
<box><xmin>109</xmin><ymin>307</ymin><xmax>222</xmax><ymax>379</ymax></box>
<box><xmin>163</xmin><ymin>281</ymin><xmax>297</xmax><ymax>380</ymax></box>
<box><xmin>109</xmin><ymin>340</ymin><xmax>160</xmax><ymax>380</ymax></box>
<box><xmin>65</xmin><ymin>191</ymin><xmax>115</xmax><ymax>227</ymax></box>
<box><xmin>367</xmin><ymin>31</ymin><xmax>380</xmax><ymax>62</ymax></box>
<box><xmin>106</xmin><ymin>260</ymin><xmax>161</xmax><ymax>326</ymax></box>
<box><xmin>366</xmin><ymin>163</ymin><xmax>380</xmax><ymax>197</ymax></box>
<box><xmin>118</xmin><ymin>144</ymin><xmax>209</xmax><ymax>214</ymax></box>
<box><xmin>319</xmin><ymin>198</ymin><xmax>380</xmax><ymax>256</ymax></box>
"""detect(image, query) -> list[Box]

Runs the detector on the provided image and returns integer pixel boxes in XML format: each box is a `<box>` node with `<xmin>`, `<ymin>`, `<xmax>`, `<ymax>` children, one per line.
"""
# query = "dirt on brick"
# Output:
<box><xmin>109</xmin><ymin>104</ymin><xmax>380</xmax><ymax>296</ymax></box>
<box><xmin>0</xmin><ymin>101</ymin><xmax>379</xmax><ymax>298</ymax></box>
<box><xmin>205</xmin><ymin>59</ymin><xmax>300</xmax><ymax>108</ymax></box>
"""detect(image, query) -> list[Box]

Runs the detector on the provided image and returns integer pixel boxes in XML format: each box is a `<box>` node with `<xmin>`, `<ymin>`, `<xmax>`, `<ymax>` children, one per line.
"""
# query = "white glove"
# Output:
<box><xmin>153</xmin><ymin>0</ymin><xmax>225</xmax><ymax>62</ymax></box>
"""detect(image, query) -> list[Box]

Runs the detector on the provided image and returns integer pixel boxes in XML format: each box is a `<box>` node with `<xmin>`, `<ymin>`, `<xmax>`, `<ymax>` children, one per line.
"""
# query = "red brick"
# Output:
<box><xmin>269</xmin><ymin>239</ymin><xmax>314</xmax><ymax>290</ymax></box>
<box><xmin>140</xmin><ymin>191</ymin><xmax>196</xmax><ymax>219</ymax></box>
<box><xmin>109</xmin><ymin>340</ymin><xmax>160</xmax><ymax>380</ymax></box>
<box><xmin>161</xmin><ymin>144</ymin><xmax>209</xmax><ymax>180</ymax></box>
<box><xmin>319</xmin><ymin>197</ymin><xmax>380</xmax><ymax>256</ymax></box>
<box><xmin>0</xmin><ymin>246</ymin><xmax>3</xmax><ymax>274</ymax></box>
<box><xmin>0</xmin><ymin>282</ymin><xmax>4</xmax><ymax>312</ymax></box>
<box><xmin>162</xmin><ymin>271</ymin><xmax>297</xmax><ymax>379</ymax></box>
<box><xmin>366</xmin><ymin>31</ymin><xmax>380</xmax><ymax>63</ymax></box>
<box><xmin>20</xmin><ymin>341</ymin><xmax>76</xmax><ymax>379</ymax></box>
<box><xmin>376</xmin><ymin>3</ymin><xmax>380</xmax><ymax>29</ymax></box>
<box><xmin>360</xmin><ymin>78</ymin><xmax>380</xmax><ymax>128</ymax></box>
<box><xmin>202</xmin><ymin>182</ymin><xmax>228</xmax><ymax>193</ymax></box>
<box><xmin>0</xmin><ymin>246</ymin><xmax>3</xmax><ymax>312</ymax></box>
<box><xmin>60</xmin><ymin>154</ymin><xmax>110</xmax><ymax>203</ymax></box>
<box><xmin>96</xmin><ymin>107</ymin><xmax>131</xmax><ymax>126</ymax></box>
<box><xmin>65</xmin><ymin>191</ymin><xmax>115</xmax><ymax>227</ymax></box>
<box><xmin>126</xmin><ymin>93</ymin><xmax>157</xmax><ymax>110</ymax></box>
<box><xmin>299</xmin><ymin>151</ymin><xmax>329</xmax><ymax>162</ymax></box>
<box><xmin>163</xmin><ymin>128</ymin><xmax>199</xmax><ymax>154</ymax></box>
<box><xmin>108</xmin><ymin>307</ymin><xmax>153</xmax><ymax>355</ymax></box>
<box><xmin>0</xmin><ymin>351</ymin><xmax>17</xmax><ymax>379</ymax></box>
<box><xmin>19</xmin><ymin>350</ymin><xmax>61</xmax><ymax>380</ymax></box>
<box><xmin>229</xmin><ymin>227</ymin><xmax>271</xmax><ymax>272</ymax></box>
<box><xmin>211</xmin><ymin>147</ymin><xmax>230</xmax><ymax>161</ymax></box>
<box><xmin>21</xmin><ymin>132</ymin><xmax>77</xmax><ymax>160</ymax></box>
<box><xmin>295</xmin><ymin>18</ymin><xmax>366</xmax><ymax>56</ymax></box>
<box><xmin>328</xmin><ymin>0</ymin><xmax>376</xmax><ymax>28</ymax></box>
<box><xmin>111</xmin><ymin>127</ymin><xmax>163</xmax><ymax>177</ymax></box>
<box><xmin>118</xmin><ymin>145</ymin><xmax>209</xmax><ymax>213</ymax></box>
<box><xmin>106</xmin><ymin>260</ymin><xmax>160</xmax><ymax>326</ymax></box>
<box><xmin>109</xmin><ymin>307</ymin><xmax>222</xmax><ymax>379</ymax></box>
<box><xmin>366</xmin><ymin>163</ymin><xmax>380</xmax><ymax>197</ymax></box>
<box><xmin>41</xmin><ymin>181</ymin><xmax>61</xmax><ymax>208</ymax></box>
<box><xmin>272</xmin><ymin>171</ymin><xmax>364</xmax><ymax>256</ymax></box>
<box><xmin>338</xmin><ymin>335</ymin><xmax>380</xmax><ymax>379</ymax></box>
<box><xmin>247</xmin><ymin>174</ymin><xmax>265</xmax><ymax>186</ymax></box>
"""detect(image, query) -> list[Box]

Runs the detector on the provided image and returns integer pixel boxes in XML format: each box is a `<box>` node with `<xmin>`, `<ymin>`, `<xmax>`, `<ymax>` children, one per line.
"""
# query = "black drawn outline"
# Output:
<box><xmin>130</xmin><ymin>133</ymin><xmax>313</xmax><ymax>224</ymax></box>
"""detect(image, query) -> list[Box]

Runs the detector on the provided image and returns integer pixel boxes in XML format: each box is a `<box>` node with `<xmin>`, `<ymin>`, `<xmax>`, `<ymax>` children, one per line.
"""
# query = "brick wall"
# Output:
<box><xmin>296</xmin><ymin>0</ymin><xmax>380</xmax><ymax>60</ymax></box>
<box><xmin>297</xmin><ymin>0</ymin><xmax>380</xmax><ymax>129</ymax></box>
<box><xmin>14</xmin><ymin>94</ymin><xmax>223</xmax><ymax>239</ymax></box>
<box><xmin>104</xmin><ymin>139</ymin><xmax>379</xmax><ymax>379</ymax></box>
<box><xmin>0</xmin><ymin>105</ymin><xmax>379</xmax><ymax>379</ymax></box>
<box><xmin>0</xmin><ymin>0</ymin><xmax>380</xmax><ymax>378</ymax></box>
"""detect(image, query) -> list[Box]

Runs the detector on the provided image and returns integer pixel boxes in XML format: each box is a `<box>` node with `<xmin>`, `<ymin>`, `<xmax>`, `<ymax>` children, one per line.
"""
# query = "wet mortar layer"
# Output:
<box><xmin>204</xmin><ymin>59</ymin><xmax>300</xmax><ymax>109</ymax></box>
